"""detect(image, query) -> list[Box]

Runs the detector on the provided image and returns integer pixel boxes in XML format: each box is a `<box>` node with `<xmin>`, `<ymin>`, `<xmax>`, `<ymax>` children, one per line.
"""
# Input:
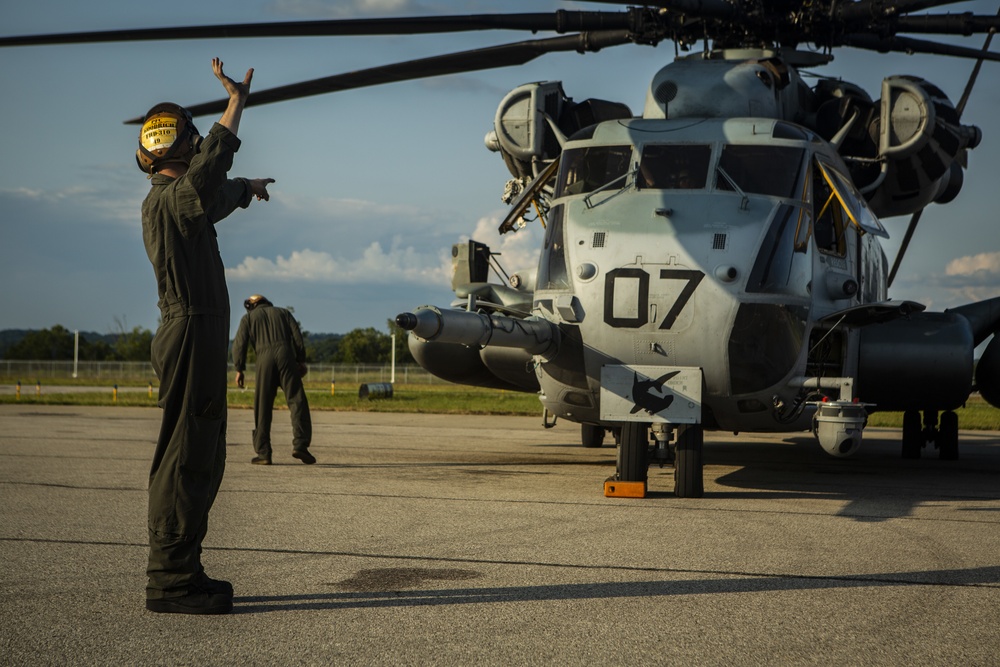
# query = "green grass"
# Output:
<box><xmin>865</xmin><ymin>395</ymin><xmax>1000</xmax><ymax>431</ymax></box>
<box><xmin>0</xmin><ymin>381</ymin><xmax>544</xmax><ymax>415</ymax></box>
<box><xmin>3</xmin><ymin>378</ymin><xmax>999</xmax><ymax>429</ymax></box>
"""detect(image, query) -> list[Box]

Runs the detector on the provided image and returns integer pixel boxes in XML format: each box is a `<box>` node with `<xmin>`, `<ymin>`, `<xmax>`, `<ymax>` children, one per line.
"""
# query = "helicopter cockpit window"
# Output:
<box><xmin>821</xmin><ymin>163</ymin><xmax>889</xmax><ymax>238</ymax></box>
<box><xmin>556</xmin><ymin>145</ymin><xmax>633</xmax><ymax>197</ymax></box>
<box><xmin>746</xmin><ymin>203</ymin><xmax>812</xmax><ymax>298</ymax></box>
<box><xmin>812</xmin><ymin>159</ymin><xmax>849</xmax><ymax>256</ymax></box>
<box><xmin>636</xmin><ymin>144</ymin><xmax>711</xmax><ymax>189</ymax></box>
<box><xmin>536</xmin><ymin>205</ymin><xmax>571</xmax><ymax>290</ymax></box>
<box><xmin>717</xmin><ymin>146</ymin><xmax>804</xmax><ymax>199</ymax></box>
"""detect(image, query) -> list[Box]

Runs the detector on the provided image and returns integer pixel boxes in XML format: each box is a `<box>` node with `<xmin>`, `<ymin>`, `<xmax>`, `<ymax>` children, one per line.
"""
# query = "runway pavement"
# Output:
<box><xmin>1</xmin><ymin>403</ymin><xmax>999</xmax><ymax>665</ymax></box>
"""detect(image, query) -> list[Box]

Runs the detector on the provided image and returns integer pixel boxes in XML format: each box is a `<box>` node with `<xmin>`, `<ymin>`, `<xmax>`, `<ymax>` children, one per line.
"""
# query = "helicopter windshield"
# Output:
<box><xmin>637</xmin><ymin>144</ymin><xmax>712</xmax><ymax>189</ymax></box>
<box><xmin>716</xmin><ymin>145</ymin><xmax>805</xmax><ymax>199</ymax></box>
<box><xmin>556</xmin><ymin>145</ymin><xmax>632</xmax><ymax>197</ymax></box>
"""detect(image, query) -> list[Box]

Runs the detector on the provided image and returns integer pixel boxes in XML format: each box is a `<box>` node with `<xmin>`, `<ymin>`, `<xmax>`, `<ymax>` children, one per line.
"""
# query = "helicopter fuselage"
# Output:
<box><xmin>533</xmin><ymin>115</ymin><xmax>887</xmax><ymax>433</ymax></box>
<box><xmin>397</xmin><ymin>50</ymin><xmax>998</xmax><ymax>485</ymax></box>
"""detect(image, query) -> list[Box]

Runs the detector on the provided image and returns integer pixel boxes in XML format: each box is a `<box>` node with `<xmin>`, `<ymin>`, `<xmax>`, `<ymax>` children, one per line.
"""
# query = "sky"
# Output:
<box><xmin>1</xmin><ymin>0</ymin><xmax>999</xmax><ymax>338</ymax></box>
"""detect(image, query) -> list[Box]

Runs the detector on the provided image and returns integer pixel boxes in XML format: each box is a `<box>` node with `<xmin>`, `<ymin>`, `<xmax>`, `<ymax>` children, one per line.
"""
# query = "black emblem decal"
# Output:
<box><xmin>629</xmin><ymin>370</ymin><xmax>681</xmax><ymax>415</ymax></box>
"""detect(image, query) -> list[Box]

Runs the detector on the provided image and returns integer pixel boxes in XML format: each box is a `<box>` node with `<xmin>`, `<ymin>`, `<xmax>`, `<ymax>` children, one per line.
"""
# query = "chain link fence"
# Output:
<box><xmin>0</xmin><ymin>360</ymin><xmax>444</xmax><ymax>385</ymax></box>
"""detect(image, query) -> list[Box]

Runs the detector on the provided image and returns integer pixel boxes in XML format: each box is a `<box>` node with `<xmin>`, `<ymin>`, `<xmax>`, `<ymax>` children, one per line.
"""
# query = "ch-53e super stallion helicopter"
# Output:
<box><xmin>5</xmin><ymin>1</ymin><xmax>1000</xmax><ymax>498</ymax></box>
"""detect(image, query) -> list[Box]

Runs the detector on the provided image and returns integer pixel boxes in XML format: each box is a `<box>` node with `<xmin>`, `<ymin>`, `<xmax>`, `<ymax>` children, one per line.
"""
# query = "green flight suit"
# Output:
<box><xmin>232</xmin><ymin>305</ymin><xmax>312</xmax><ymax>457</ymax></box>
<box><xmin>141</xmin><ymin>122</ymin><xmax>253</xmax><ymax>598</ymax></box>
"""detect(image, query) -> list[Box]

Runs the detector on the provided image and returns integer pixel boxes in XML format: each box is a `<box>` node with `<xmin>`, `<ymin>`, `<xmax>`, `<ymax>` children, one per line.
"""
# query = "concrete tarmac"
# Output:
<box><xmin>1</xmin><ymin>404</ymin><xmax>999</xmax><ymax>665</ymax></box>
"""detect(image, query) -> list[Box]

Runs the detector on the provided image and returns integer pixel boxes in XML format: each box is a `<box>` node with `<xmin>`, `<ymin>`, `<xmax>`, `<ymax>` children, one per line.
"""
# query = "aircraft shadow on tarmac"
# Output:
<box><xmin>333</xmin><ymin>431</ymin><xmax>999</xmax><ymax>522</ymax></box>
<box><xmin>641</xmin><ymin>432</ymin><xmax>1000</xmax><ymax>522</ymax></box>
<box><xmin>228</xmin><ymin>564</ymin><xmax>1000</xmax><ymax>614</ymax></box>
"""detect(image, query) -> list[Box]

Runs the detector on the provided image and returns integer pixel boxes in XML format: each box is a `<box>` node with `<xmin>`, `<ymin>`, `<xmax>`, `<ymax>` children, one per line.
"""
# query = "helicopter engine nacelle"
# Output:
<box><xmin>485</xmin><ymin>81</ymin><xmax>631</xmax><ymax>180</ymax></box>
<box><xmin>859</xmin><ymin>76</ymin><xmax>981</xmax><ymax>219</ymax></box>
<box><xmin>856</xmin><ymin>312</ymin><xmax>974</xmax><ymax>412</ymax></box>
<box><xmin>486</xmin><ymin>81</ymin><xmax>567</xmax><ymax>180</ymax></box>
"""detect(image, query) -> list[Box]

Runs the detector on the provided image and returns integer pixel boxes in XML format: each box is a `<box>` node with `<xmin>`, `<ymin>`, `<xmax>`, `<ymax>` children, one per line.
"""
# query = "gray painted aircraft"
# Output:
<box><xmin>5</xmin><ymin>1</ymin><xmax>1000</xmax><ymax>497</ymax></box>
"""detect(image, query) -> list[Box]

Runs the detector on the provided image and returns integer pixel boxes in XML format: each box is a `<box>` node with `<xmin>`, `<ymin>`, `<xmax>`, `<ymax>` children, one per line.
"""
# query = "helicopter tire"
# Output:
<box><xmin>617</xmin><ymin>422</ymin><xmax>648</xmax><ymax>482</ymax></box>
<box><xmin>938</xmin><ymin>411</ymin><xmax>959</xmax><ymax>461</ymax></box>
<box><xmin>674</xmin><ymin>424</ymin><xmax>704</xmax><ymax>498</ymax></box>
<box><xmin>581</xmin><ymin>423</ymin><xmax>605</xmax><ymax>448</ymax></box>
<box><xmin>901</xmin><ymin>410</ymin><xmax>922</xmax><ymax>459</ymax></box>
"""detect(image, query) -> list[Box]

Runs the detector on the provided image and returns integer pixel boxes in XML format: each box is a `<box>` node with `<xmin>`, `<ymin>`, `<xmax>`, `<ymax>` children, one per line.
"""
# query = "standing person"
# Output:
<box><xmin>139</xmin><ymin>58</ymin><xmax>275</xmax><ymax>615</ymax></box>
<box><xmin>232</xmin><ymin>295</ymin><xmax>315</xmax><ymax>465</ymax></box>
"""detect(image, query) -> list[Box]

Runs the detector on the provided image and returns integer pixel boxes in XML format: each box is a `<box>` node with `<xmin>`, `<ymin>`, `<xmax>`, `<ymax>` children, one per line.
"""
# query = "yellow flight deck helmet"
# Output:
<box><xmin>244</xmin><ymin>294</ymin><xmax>273</xmax><ymax>311</ymax></box>
<box><xmin>135</xmin><ymin>102</ymin><xmax>201</xmax><ymax>174</ymax></box>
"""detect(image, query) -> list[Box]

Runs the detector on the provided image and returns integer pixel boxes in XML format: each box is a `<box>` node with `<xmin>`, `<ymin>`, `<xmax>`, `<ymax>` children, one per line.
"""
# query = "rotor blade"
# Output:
<box><xmin>895</xmin><ymin>13</ymin><xmax>1000</xmax><ymax>35</ymax></box>
<box><xmin>123</xmin><ymin>31</ymin><xmax>634</xmax><ymax>124</ymax></box>
<box><xmin>566</xmin><ymin>0</ymin><xmax>739</xmax><ymax>19</ymax></box>
<box><xmin>840</xmin><ymin>33</ymin><xmax>1000</xmax><ymax>61</ymax></box>
<box><xmin>885</xmin><ymin>0</ymin><xmax>973</xmax><ymax>15</ymax></box>
<box><xmin>838</xmin><ymin>0</ymin><xmax>970</xmax><ymax>22</ymax></box>
<box><xmin>0</xmin><ymin>12</ymin><xmax>631</xmax><ymax>48</ymax></box>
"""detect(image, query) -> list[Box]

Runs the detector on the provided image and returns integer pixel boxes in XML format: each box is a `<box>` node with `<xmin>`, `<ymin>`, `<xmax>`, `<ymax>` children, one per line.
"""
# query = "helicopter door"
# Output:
<box><xmin>812</xmin><ymin>161</ymin><xmax>851</xmax><ymax>258</ymax></box>
<box><xmin>813</xmin><ymin>159</ymin><xmax>890</xmax><ymax>303</ymax></box>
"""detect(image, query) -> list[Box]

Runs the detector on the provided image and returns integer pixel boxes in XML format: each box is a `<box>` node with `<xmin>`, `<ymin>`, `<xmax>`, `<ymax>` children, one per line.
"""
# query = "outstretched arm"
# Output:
<box><xmin>211</xmin><ymin>59</ymin><xmax>275</xmax><ymax>205</ymax></box>
<box><xmin>212</xmin><ymin>57</ymin><xmax>252</xmax><ymax>136</ymax></box>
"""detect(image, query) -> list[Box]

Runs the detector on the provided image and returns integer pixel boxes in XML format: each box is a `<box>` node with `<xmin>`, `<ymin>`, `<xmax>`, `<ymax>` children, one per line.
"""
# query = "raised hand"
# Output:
<box><xmin>212</xmin><ymin>57</ymin><xmax>253</xmax><ymax>102</ymax></box>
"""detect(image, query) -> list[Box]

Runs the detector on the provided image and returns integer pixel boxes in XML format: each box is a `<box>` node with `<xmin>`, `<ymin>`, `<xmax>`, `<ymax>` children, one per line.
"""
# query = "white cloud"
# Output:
<box><xmin>459</xmin><ymin>214</ymin><xmax>541</xmax><ymax>278</ymax></box>
<box><xmin>227</xmin><ymin>241</ymin><xmax>450</xmax><ymax>285</ymax></box>
<box><xmin>890</xmin><ymin>252</ymin><xmax>1000</xmax><ymax>308</ymax></box>
<box><xmin>945</xmin><ymin>252</ymin><xmax>1000</xmax><ymax>279</ymax></box>
<box><xmin>939</xmin><ymin>252</ymin><xmax>1000</xmax><ymax>302</ymax></box>
<box><xmin>226</xmin><ymin>212</ymin><xmax>541</xmax><ymax>291</ymax></box>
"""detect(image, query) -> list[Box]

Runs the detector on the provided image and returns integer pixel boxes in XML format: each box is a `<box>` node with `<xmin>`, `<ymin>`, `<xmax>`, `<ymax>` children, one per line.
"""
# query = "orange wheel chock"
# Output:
<box><xmin>604</xmin><ymin>477</ymin><xmax>647</xmax><ymax>498</ymax></box>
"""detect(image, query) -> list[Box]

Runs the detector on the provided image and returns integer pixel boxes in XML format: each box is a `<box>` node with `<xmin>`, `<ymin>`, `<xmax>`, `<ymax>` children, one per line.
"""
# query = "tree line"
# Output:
<box><xmin>1</xmin><ymin>320</ymin><xmax>414</xmax><ymax>364</ymax></box>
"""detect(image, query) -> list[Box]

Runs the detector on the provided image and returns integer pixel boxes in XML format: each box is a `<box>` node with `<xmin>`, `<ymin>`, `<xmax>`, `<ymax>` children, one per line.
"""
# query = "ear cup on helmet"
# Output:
<box><xmin>136</xmin><ymin>148</ymin><xmax>153</xmax><ymax>174</ymax></box>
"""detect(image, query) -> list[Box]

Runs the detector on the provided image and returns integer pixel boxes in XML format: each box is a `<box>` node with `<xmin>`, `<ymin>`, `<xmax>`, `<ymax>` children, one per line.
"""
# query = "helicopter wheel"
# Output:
<box><xmin>617</xmin><ymin>422</ymin><xmax>648</xmax><ymax>482</ymax></box>
<box><xmin>674</xmin><ymin>424</ymin><xmax>704</xmax><ymax>498</ymax></box>
<box><xmin>938</xmin><ymin>411</ymin><xmax>959</xmax><ymax>460</ymax></box>
<box><xmin>581</xmin><ymin>423</ymin><xmax>605</xmax><ymax>448</ymax></box>
<box><xmin>901</xmin><ymin>410</ymin><xmax>922</xmax><ymax>459</ymax></box>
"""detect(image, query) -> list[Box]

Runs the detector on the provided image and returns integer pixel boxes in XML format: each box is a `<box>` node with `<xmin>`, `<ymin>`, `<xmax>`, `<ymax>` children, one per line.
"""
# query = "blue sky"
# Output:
<box><xmin>1</xmin><ymin>0</ymin><xmax>999</xmax><ymax>337</ymax></box>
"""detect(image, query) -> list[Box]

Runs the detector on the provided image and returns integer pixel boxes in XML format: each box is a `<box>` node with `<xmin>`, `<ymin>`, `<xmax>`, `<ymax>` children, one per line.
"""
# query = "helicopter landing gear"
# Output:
<box><xmin>604</xmin><ymin>422</ymin><xmax>705</xmax><ymax>498</ymax></box>
<box><xmin>901</xmin><ymin>409</ymin><xmax>959</xmax><ymax>460</ymax></box>
<box><xmin>581</xmin><ymin>423</ymin><xmax>605</xmax><ymax>448</ymax></box>
<box><xmin>617</xmin><ymin>421</ymin><xmax>648</xmax><ymax>481</ymax></box>
<box><xmin>901</xmin><ymin>410</ymin><xmax>922</xmax><ymax>459</ymax></box>
<box><xmin>938</xmin><ymin>411</ymin><xmax>959</xmax><ymax>460</ymax></box>
<box><xmin>674</xmin><ymin>424</ymin><xmax>704</xmax><ymax>498</ymax></box>
<box><xmin>604</xmin><ymin>422</ymin><xmax>649</xmax><ymax>498</ymax></box>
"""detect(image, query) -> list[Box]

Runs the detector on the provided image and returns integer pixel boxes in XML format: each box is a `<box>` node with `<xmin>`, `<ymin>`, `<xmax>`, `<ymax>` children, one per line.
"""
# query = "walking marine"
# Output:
<box><xmin>233</xmin><ymin>295</ymin><xmax>315</xmax><ymax>465</ymax></box>
<box><xmin>139</xmin><ymin>58</ymin><xmax>275</xmax><ymax>615</ymax></box>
